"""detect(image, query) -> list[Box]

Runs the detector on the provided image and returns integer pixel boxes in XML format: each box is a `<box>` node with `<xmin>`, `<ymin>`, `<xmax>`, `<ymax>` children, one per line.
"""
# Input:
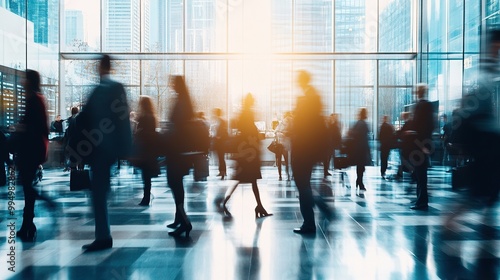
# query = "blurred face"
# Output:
<box><xmin>56</xmin><ymin>115</ymin><xmax>61</xmax><ymax>121</ymax></box>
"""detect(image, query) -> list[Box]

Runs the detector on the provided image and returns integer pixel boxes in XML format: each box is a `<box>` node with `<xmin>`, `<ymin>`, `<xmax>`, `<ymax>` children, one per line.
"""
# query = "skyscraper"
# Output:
<box><xmin>65</xmin><ymin>10</ymin><xmax>84</xmax><ymax>46</ymax></box>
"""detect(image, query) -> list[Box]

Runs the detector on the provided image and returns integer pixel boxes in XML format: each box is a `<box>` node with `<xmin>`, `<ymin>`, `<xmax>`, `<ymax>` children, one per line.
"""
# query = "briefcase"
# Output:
<box><xmin>70</xmin><ymin>169</ymin><xmax>91</xmax><ymax>191</ymax></box>
<box><xmin>334</xmin><ymin>156</ymin><xmax>352</xmax><ymax>169</ymax></box>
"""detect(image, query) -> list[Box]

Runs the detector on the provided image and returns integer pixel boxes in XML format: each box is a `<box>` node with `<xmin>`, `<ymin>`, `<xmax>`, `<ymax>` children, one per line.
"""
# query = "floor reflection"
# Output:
<box><xmin>0</xmin><ymin>165</ymin><xmax>498</xmax><ymax>279</ymax></box>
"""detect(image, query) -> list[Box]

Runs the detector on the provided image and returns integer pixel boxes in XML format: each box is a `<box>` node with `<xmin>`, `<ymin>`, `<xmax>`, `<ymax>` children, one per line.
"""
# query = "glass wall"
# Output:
<box><xmin>1</xmin><ymin>0</ymin><xmax>494</xmax><ymax>142</ymax></box>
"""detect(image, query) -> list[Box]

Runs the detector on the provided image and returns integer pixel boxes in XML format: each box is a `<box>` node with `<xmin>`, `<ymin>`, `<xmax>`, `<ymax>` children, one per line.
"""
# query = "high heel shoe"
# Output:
<box><xmin>168</xmin><ymin>223</ymin><xmax>192</xmax><ymax>237</ymax></box>
<box><xmin>166</xmin><ymin>220</ymin><xmax>181</xmax><ymax>229</ymax></box>
<box><xmin>17</xmin><ymin>223</ymin><xmax>37</xmax><ymax>242</ymax></box>
<box><xmin>255</xmin><ymin>206</ymin><xmax>273</xmax><ymax>218</ymax></box>
<box><xmin>138</xmin><ymin>194</ymin><xmax>154</xmax><ymax>206</ymax></box>
<box><xmin>356</xmin><ymin>182</ymin><xmax>366</xmax><ymax>191</ymax></box>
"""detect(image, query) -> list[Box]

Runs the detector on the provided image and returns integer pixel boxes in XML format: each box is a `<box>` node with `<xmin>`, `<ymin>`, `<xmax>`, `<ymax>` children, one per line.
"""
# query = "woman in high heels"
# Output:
<box><xmin>212</xmin><ymin>108</ymin><xmax>228</xmax><ymax>180</ymax></box>
<box><xmin>165</xmin><ymin>75</ymin><xmax>194</xmax><ymax>237</ymax></box>
<box><xmin>134</xmin><ymin>96</ymin><xmax>159</xmax><ymax>206</ymax></box>
<box><xmin>349</xmin><ymin>108</ymin><xmax>371</xmax><ymax>190</ymax></box>
<box><xmin>221</xmin><ymin>94</ymin><xmax>272</xmax><ymax>218</ymax></box>
<box><xmin>16</xmin><ymin>70</ymin><xmax>50</xmax><ymax>242</ymax></box>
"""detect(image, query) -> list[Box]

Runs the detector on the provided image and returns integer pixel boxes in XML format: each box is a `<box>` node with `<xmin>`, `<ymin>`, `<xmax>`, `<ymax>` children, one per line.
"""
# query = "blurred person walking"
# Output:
<box><xmin>379</xmin><ymin>115</ymin><xmax>395</xmax><ymax>179</ymax></box>
<box><xmin>220</xmin><ymin>93</ymin><xmax>272</xmax><ymax>218</ymax></box>
<box><xmin>212</xmin><ymin>108</ymin><xmax>228</xmax><ymax>179</ymax></box>
<box><xmin>275</xmin><ymin>111</ymin><xmax>292</xmax><ymax>181</ymax></box>
<box><xmin>409</xmin><ymin>84</ymin><xmax>434</xmax><ymax>210</ymax></box>
<box><xmin>135</xmin><ymin>96</ymin><xmax>159</xmax><ymax>206</ymax></box>
<box><xmin>349</xmin><ymin>108</ymin><xmax>371</xmax><ymax>190</ymax></box>
<box><xmin>15</xmin><ymin>70</ymin><xmax>51</xmax><ymax>242</ymax></box>
<box><xmin>80</xmin><ymin>55</ymin><xmax>132</xmax><ymax>251</ymax></box>
<box><xmin>290</xmin><ymin>70</ymin><xmax>329</xmax><ymax>234</ymax></box>
<box><xmin>165</xmin><ymin>75</ymin><xmax>194</xmax><ymax>237</ymax></box>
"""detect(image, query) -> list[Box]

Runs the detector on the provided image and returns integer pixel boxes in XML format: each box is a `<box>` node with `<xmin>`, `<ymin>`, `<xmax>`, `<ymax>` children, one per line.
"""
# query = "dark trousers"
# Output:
<box><xmin>292</xmin><ymin>158</ymin><xmax>315</xmax><ymax>229</ymax></box>
<box><xmin>19</xmin><ymin>163</ymin><xmax>39</xmax><ymax>224</ymax></box>
<box><xmin>356</xmin><ymin>164</ymin><xmax>365</xmax><ymax>187</ymax></box>
<box><xmin>216</xmin><ymin>148</ymin><xmax>226</xmax><ymax>175</ymax></box>
<box><xmin>90</xmin><ymin>160</ymin><xmax>112</xmax><ymax>240</ymax></box>
<box><xmin>141</xmin><ymin>169</ymin><xmax>152</xmax><ymax>196</ymax></box>
<box><xmin>380</xmin><ymin>148</ymin><xmax>390</xmax><ymax>176</ymax></box>
<box><xmin>323</xmin><ymin>152</ymin><xmax>332</xmax><ymax>175</ymax></box>
<box><xmin>414</xmin><ymin>162</ymin><xmax>429</xmax><ymax>207</ymax></box>
<box><xmin>167</xmin><ymin>164</ymin><xmax>189</xmax><ymax>225</ymax></box>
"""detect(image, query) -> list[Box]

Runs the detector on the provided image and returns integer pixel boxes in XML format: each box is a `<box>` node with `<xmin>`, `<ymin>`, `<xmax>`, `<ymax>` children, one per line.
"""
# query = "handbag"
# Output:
<box><xmin>70</xmin><ymin>169</ymin><xmax>91</xmax><ymax>191</ymax></box>
<box><xmin>267</xmin><ymin>140</ymin><xmax>282</xmax><ymax>154</ymax></box>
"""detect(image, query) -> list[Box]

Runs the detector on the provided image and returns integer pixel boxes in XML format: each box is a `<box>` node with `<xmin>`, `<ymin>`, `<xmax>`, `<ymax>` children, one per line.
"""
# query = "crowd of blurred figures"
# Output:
<box><xmin>0</xmin><ymin>33</ymin><xmax>498</xmax><ymax>278</ymax></box>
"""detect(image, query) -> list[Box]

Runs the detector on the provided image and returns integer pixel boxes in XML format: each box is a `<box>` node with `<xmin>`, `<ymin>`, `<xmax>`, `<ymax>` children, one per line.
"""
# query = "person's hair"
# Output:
<box><xmin>487</xmin><ymin>29</ymin><xmax>500</xmax><ymax>46</ymax></box>
<box><xmin>359</xmin><ymin>107</ymin><xmax>368</xmax><ymax>120</ymax></box>
<box><xmin>25</xmin><ymin>69</ymin><xmax>41</xmax><ymax>93</ymax></box>
<box><xmin>415</xmin><ymin>83</ymin><xmax>428</xmax><ymax>98</ymax></box>
<box><xmin>138</xmin><ymin>96</ymin><xmax>158</xmax><ymax>127</ymax></box>
<box><xmin>71</xmin><ymin>107</ymin><xmax>79</xmax><ymax>115</ymax></box>
<box><xmin>213</xmin><ymin>107</ymin><xmax>222</xmax><ymax>117</ymax></box>
<box><xmin>297</xmin><ymin>70</ymin><xmax>312</xmax><ymax>87</ymax></box>
<box><xmin>100</xmin><ymin>54</ymin><xmax>111</xmax><ymax>72</ymax></box>
<box><xmin>243</xmin><ymin>93</ymin><xmax>255</xmax><ymax>109</ymax></box>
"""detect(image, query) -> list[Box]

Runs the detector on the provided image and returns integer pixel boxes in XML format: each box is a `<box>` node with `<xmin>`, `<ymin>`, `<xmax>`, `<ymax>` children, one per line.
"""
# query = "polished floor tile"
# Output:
<box><xmin>0</xmin><ymin>162</ymin><xmax>498</xmax><ymax>280</ymax></box>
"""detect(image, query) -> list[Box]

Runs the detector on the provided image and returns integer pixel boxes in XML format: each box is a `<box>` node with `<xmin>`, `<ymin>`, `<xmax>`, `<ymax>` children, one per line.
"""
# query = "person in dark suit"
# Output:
<box><xmin>330</xmin><ymin>113</ymin><xmax>342</xmax><ymax>157</ymax></box>
<box><xmin>50</xmin><ymin>115</ymin><xmax>64</xmax><ymax>135</ymax></box>
<box><xmin>221</xmin><ymin>93</ymin><xmax>272</xmax><ymax>218</ymax></box>
<box><xmin>135</xmin><ymin>96</ymin><xmax>159</xmax><ymax>206</ymax></box>
<box><xmin>212</xmin><ymin>107</ymin><xmax>228</xmax><ymax>179</ymax></box>
<box><xmin>80</xmin><ymin>55</ymin><xmax>132</xmax><ymax>251</ymax></box>
<box><xmin>63</xmin><ymin>107</ymin><xmax>81</xmax><ymax>171</ymax></box>
<box><xmin>290</xmin><ymin>70</ymin><xmax>327</xmax><ymax>234</ymax></box>
<box><xmin>349</xmin><ymin>108</ymin><xmax>371</xmax><ymax>190</ymax></box>
<box><xmin>379</xmin><ymin>115</ymin><xmax>395</xmax><ymax>179</ymax></box>
<box><xmin>15</xmin><ymin>70</ymin><xmax>50</xmax><ymax>242</ymax></box>
<box><xmin>409</xmin><ymin>84</ymin><xmax>434</xmax><ymax>210</ymax></box>
<box><xmin>165</xmin><ymin>75</ymin><xmax>194</xmax><ymax>237</ymax></box>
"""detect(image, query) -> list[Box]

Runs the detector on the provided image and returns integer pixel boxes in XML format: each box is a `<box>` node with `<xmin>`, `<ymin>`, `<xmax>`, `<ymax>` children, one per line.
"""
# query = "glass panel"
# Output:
<box><xmin>184</xmin><ymin>60</ymin><xmax>227</xmax><ymax>118</ymax></box>
<box><xmin>447</xmin><ymin>0</ymin><xmax>463</xmax><ymax>52</ymax></box>
<box><xmin>379</xmin><ymin>0</ymin><xmax>413</xmax><ymax>52</ymax></box>
<box><xmin>270</xmin><ymin>61</ymin><xmax>293</xmax><ymax>123</ymax></box>
<box><xmin>379</xmin><ymin>60</ymin><xmax>414</xmax><ymax>86</ymax></box>
<box><xmin>335</xmin><ymin>87</ymin><xmax>375</xmax><ymax>137</ymax></box>
<box><xmin>335</xmin><ymin>60</ymin><xmax>375</xmax><ymax>87</ymax></box>
<box><xmin>103</xmin><ymin>0</ymin><xmax>141</xmax><ymax>52</ymax></box>
<box><xmin>63</xmin><ymin>60</ymin><xmax>99</xmax><ymax>117</ymax></box>
<box><xmin>335</xmin><ymin>0</ymin><xmax>377</xmax><ymax>52</ymax></box>
<box><xmin>271</xmin><ymin>0</ymin><xmax>292</xmax><ymax>52</ymax></box>
<box><xmin>294</xmin><ymin>0</ymin><xmax>332</xmax><ymax>52</ymax></box>
<box><xmin>141</xmin><ymin>60</ymin><xmax>183</xmax><ymax>121</ymax></box>
<box><xmin>378</xmin><ymin>87</ymin><xmax>413</xmax><ymax>129</ymax></box>
<box><xmin>166</xmin><ymin>0</ymin><xmax>184</xmax><ymax>52</ymax></box>
<box><xmin>186</xmin><ymin>0</ymin><xmax>227</xmax><ymax>52</ymax></box>
<box><xmin>63</xmin><ymin>0</ymin><xmax>101</xmax><ymax>52</ymax></box>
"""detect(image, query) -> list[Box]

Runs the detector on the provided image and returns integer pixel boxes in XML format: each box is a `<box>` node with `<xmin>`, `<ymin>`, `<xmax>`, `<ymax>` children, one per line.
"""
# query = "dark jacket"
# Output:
<box><xmin>379</xmin><ymin>122</ymin><xmax>395</xmax><ymax>151</ymax></box>
<box><xmin>80</xmin><ymin>76</ymin><xmax>132</xmax><ymax>164</ymax></box>
<box><xmin>18</xmin><ymin>92</ymin><xmax>49</xmax><ymax>166</ymax></box>
<box><xmin>413</xmin><ymin>99</ymin><xmax>434</xmax><ymax>144</ymax></box>
<box><xmin>291</xmin><ymin>87</ymin><xmax>326</xmax><ymax>163</ymax></box>
<box><xmin>134</xmin><ymin>114</ymin><xmax>159</xmax><ymax>173</ymax></box>
<box><xmin>233</xmin><ymin>108</ymin><xmax>261</xmax><ymax>182</ymax></box>
<box><xmin>350</xmin><ymin>120</ymin><xmax>371</xmax><ymax>166</ymax></box>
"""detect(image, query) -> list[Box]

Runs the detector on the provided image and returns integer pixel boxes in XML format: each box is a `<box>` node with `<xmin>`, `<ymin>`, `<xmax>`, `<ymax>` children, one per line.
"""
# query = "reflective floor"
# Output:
<box><xmin>0</xmin><ymin>161</ymin><xmax>498</xmax><ymax>280</ymax></box>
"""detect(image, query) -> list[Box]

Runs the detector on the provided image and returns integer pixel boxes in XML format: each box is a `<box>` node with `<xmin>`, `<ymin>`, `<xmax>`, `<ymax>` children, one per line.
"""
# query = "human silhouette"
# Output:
<box><xmin>220</xmin><ymin>93</ymin><xmax>272</xmax><ymax>218</ymax></box>
<box><xmin>212</xmin><ymin>107</ymin><xmax>228</xmax><ymax>179</ymax></box>
<box><xmin>80</xmin><ymin>55</ymin><xmax>132</xmax><ymax>251</ymax></box>
<box><xmin>349</xmin><ymin>108</ymin><xmax>371</xmax><ymax>190</ymax></box>
<box><xmin>165</xmin><ymin>75</ymin><xmax>194</xmax><ymax>237</ymax></box>
<box><xmin>15</xmin><ymin>69</ymin><xmax>51</xmax><ymax>242</ymax></box>
<box><xmin>290</xmin><ymin>70</ymin><xmax>328</xmax><ymax>234</ymax></box>
<box><xmin>135</xmin><ymin>96</ymin><xmax>159</xmax><ymax>206</ymax></box>
<box><xmin>409</xmin><ymin>84</ymin><xmax>434</xmax><ymax>210</ymax></box>
<box><xmin>379</xmin><ymin>115</ymin><xmax>395</xmax><ymax>179</ymax></box>
<box><xmin>63</xmin><ymin>107</ymin><xmax>81</xmax><ymax>172</ymax></box>
<box><xmin>275</xmin><ymin>111</ymin><xmax>292</xmax><ymax>181</ymax></box>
